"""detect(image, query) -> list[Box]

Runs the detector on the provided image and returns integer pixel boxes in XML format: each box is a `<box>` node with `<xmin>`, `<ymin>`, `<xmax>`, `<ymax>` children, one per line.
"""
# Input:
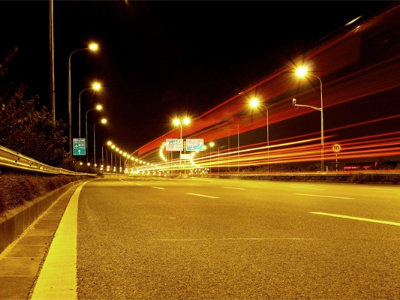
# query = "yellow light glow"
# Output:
<box><xmin>183</xmin><ymin>117</ymin><xmax>190</xmax><ymax>125</ymax></box>
<box><xmin>173</xmin><ymin>118</ymin><xmax>180</xmax><ymax>126</ymax></box>
<box><xmin>296</xmin><ymin>67</ymin><xmax>307</xmax><ymax>77</ymax></box>
<box><xmin>92</xmin><ymin>82</ymin><xmax>101</xmax><ymax>90</ymax></box>
<box><xmin>96</xmin><ymin>104</ymin><xmax>103</xmax><ymax>111</ymax></box>
<box><xmin>89</xmin><ymin>43</ymin><xmax>99</xmax><ymax>51</ymax></box>
<box><xmin>107</xmin><ymin>141</ymin><xmax>112</xmax><ymax>146</ymax></box>
<box><xmin>250</xmin><ymin>98</ymin><xmax>259</xmax><ymax>108</ymax></box>
<box><xmin>101</xmin><ymin>118</ymin><xmax>107</xmax><ymax>124</ymax></box>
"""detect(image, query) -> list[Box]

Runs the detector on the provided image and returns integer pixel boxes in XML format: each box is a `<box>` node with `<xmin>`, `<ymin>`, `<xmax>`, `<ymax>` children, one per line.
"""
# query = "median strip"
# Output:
<box><xmin>310</xmin><ymin>212</ymin><xmax>400</xmax><ymax>227</ymax></box>
<box><xmin>187</xmin><ymin>193</ymin><xmax>219</xmax><ymax>199</ymax></box>
<box><xmin>152</xmin><ymin>186</ymin><xmax>165</xmax><ymax>190</ymax></box>
<box><xmin>294</xmin><ymin>193</ymin><xmax>354</xmax><ymax>200</ymax></box>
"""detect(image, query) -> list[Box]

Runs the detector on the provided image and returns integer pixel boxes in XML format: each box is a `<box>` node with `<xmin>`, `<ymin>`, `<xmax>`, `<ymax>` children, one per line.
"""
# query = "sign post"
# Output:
<box><xmin>332</xmin><ymin>143</ymin><xmax>341</xmax><ymax>171</ymax></box>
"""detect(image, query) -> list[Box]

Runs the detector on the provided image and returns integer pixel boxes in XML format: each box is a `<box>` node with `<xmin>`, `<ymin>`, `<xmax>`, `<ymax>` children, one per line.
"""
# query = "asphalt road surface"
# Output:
<box><xmin>36</xmin><ymin>177</ymin><xmax>400</xmax><ymax>299</ymax></box>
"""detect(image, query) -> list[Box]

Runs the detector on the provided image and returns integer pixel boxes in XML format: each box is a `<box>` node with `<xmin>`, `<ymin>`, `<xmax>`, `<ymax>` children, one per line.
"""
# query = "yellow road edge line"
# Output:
<box><xmin>31</xmin><ymin>182</ymin><xmax>88</xmax><ymax>300</ymax></box>
<box><xmin>310</xmin><ymin>212</ymin><xmax>400</xmax><ymax>227</ymax></box>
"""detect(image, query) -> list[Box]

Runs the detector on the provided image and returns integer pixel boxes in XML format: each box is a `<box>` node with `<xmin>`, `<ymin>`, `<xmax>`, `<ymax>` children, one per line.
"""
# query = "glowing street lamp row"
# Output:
<box><xmin>68</xmin><ymin>42</ymin><xmax>100</xmax><ymax>156</ymax></box>
<box><xmin>105</xmin><ymin>141</ymin><xmax>158</xmax><ymax>173</ymax></box>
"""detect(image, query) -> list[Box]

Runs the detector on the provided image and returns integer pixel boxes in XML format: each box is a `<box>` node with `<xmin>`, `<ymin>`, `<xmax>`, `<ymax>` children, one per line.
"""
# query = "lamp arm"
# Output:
<box><xmin>295</xmin><ymin>103</ymin><xmax>322</xmax><ymax>111</ymax></box>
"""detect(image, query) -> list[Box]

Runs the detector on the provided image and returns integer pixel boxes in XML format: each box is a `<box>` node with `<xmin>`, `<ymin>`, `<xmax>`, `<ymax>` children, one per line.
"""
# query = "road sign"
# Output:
<box><xmin>166</xmin><ymin>139</ymin><xmax>183</xmax><ymax>151</ymax></box>
<box><xmin>73</xmin><ymin>138</ymin><xmax>86</xmax><ymax>156</ymax></box>
<box><xmin>186</xmin><ymin>139</ymin><xmax>204</xmax><ymax>151</ymax></box>
<box><xmin>332</xmin><ymin>143</ymin><xmax>341</xmax><ymax>153</ymax></box>
<box><xmin>180</xmin><ymin>154</ymin><xmax>191</xmax><ymax>160</ymax></box>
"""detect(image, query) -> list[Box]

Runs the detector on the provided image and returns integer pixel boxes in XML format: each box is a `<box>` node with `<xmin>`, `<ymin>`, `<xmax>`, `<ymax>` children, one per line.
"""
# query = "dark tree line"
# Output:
<box><xmin>0</xmin><ymin>47</ymin><xmax>67</xmax><ymax>167</ymax></box>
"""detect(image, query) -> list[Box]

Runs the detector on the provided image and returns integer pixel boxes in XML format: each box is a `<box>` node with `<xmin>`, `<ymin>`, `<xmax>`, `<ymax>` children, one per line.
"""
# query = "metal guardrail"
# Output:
<box><xmin>0</xmin><ymin>145</ymin><xmax>96</xmax><ymax>176</ymax></box>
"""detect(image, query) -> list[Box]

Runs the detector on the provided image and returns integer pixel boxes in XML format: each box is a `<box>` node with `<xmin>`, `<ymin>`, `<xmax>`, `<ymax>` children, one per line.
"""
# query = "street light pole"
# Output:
<box><xmin>85</xmin><ymin>104</ymin><xmax>103</xmax><ymax>163</ymax></box>
<box><xmin>173</xmin><ymin>117</ymin><xmax>190</xmax><ymax>176</ymax></box>
<box><xmin>250</xmin><ymin>98</ymin><xmax>270</xmax><ymax>172</ymax></box>
<box><xmin>68</xmin><ymin>43</ymin><xmax>99</xmax><ymax>157</ymax></box>
<box><xmin>294</xmin><ymin>67</ymin><xmax>324</xmax><ymax>171</ymax></box>
<box><xmin>93</xmin><ymin>118</ymin><xmax>107</xmax><ymax>167</ymax></box>
<box><xmin>79</xmin><ymin>82</ymin><xmax>101</xmax><ymax>139</ymax></box>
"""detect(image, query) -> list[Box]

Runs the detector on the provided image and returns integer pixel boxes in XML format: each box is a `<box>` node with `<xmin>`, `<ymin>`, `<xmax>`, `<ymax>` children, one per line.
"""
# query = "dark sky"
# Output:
<box><xmin>1</xmin><ymin>0</ymin><xmax>395</xmax><ymax>156</ymax></box>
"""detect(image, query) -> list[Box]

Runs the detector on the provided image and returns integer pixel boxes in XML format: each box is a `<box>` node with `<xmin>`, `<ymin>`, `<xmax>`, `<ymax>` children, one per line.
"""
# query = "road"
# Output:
<box><xmin>32</xmin><ymin>177</ymin><xmax>400</xmax><ymax>299</ymax></box>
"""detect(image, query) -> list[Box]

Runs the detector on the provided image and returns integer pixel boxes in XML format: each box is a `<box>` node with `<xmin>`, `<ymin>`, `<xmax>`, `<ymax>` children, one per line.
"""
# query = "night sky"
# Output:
<box><xmin>1</xmin><ymin>0</ymin><xmax>395</xmax><ymax>156</ymax></box>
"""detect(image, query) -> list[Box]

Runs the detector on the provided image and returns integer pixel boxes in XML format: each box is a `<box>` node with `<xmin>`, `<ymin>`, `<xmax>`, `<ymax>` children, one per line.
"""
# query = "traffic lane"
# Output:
<box><xmin>183</xmin><ymin>178</ymin><xmax>400</xmax><ymax>225</ymax></box>
<box><xmin>119</xmin><ymin>177</ymin><xmax>400</xmax><ymax>240</ymax></box>
<box><xmin>99</xmin><ymin>178</ymin><xmax>400</xmax><ymax>241</ymax></box>
<box><xmin>77</xmin><ymin>179</ymin><xmax>400</xmax><ymax>299</ymax></box>
<box><xmin>134</xmin><ymin>177</ymin><xmax>400</xmax><ymax>230</ymax></box>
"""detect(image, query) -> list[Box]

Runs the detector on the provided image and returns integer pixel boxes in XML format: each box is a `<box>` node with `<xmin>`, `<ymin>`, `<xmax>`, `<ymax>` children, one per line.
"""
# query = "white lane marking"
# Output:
<box><xmin>310</xmin><ymin>212</ymin><xmax>400</xmax><ymax>227</ymax></box>
<box><xmin>154</xmin><ymin>237</ymin><xmax>316</xmax><ymax>241</ymax></box>
<box><xmin>31</xmin><ymin>182</ymin><xmax>88</xmax><ymax>299</ymax></box>
<box><xmin>152</xmin><ymin>186</ymin><xmax>165</xmax><ymax>190</ymax></box>
<box><xmin>290</xmin><ymin>186</ymin><xmax>325</xmax><ymax>191</ymax></box>
<box><xmin>294</xmin><ymin>193</ymin><xmax>354</xmax><ymax>200</ymax></box>
<box><xmin>361</xmin><ymin>187</ymin><xmax>397</xmax><ymax>191</ymax></box>
<box><xmin>223</xmin><ymin>187</ymin><xmax>245</xmax><ymax>190</ymax></box>
<box><xmin>187</xmin><ymin>193</ymin><xmax>220</xmax><ymax>199</ymax></box>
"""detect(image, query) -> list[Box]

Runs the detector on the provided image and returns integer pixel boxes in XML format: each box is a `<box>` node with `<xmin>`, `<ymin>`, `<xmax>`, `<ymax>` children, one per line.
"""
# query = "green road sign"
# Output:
<box><xmin>73</xmin><ymin>138</ymin><xmax>86</xmax><ymax>156</ymax></box>
<box><xmin>186</xmin><ymin>139</ymin><xmax>204</xmax><ymax>151</ymax></box>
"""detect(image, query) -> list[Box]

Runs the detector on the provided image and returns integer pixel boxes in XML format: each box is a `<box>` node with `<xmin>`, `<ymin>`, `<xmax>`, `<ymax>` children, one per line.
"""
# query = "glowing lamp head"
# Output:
<box><xmin>101</xmin><ymin>118</ymin><xmax>107</xmax><ymax>124</ymax></box>
<box><xmin>250</xmin><ymin>98</ymin><xmax>259</xmax><ymax>108</ymax></box>
<box><xmin>88</xmin><ymin>43</ymin><xmax>99</xmax><ymax>51</ymax></box>
<box><xmin>96</xmin><ymin>104</ymin><xmax>103</xmax><ymax>111</ymax></box>
<box><xmin>296</xmin><ymin>67</ymin><xmax>308</xmax><ymax>77</ymax></box>
<box><xmin>92</xmin><ymin>82</ymin><xmax>101</xmax><ymax>90</ymax></box>
<box><xmin>183</xmin><ymin>117</ymin><xmax>190</xmax><ymax>125</ymax></box>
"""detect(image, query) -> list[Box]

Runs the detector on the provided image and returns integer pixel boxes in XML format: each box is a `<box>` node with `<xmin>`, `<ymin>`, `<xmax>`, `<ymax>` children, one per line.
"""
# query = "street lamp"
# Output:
<box><xmin>101</xmin><ymin>140</ymin><xmax>111</xmax><ymax>169</ymax></box>
<box><xmin>208</xmin><ymin>141</ymin><xmax>214</xmax><ymax>173</ymax></box>
<box><xmin>68</xmin><ymin>42</ymin><xmax>99</xmax><ymax>156</ymax></box>
<box><xmin>93</xmin><ymin>118</ymin><xmax>107</xmax><ymax>167</ymax></box>
<box><xmin>173</xmin><ymin>117</ymin><xmax>191</xmax><ymax>174</ymax></box>
<box><xmin>217</xmin><ymin>145</ymin><xmax>226</xmax><ymax>175</ymax></box>
<box><xmin>85</xmin><ymin>104</ymin><xmax>103</xmax><ymax>162</ymax></box>
<box><xmin>250</xmin><ymin>98</ymin><xmax>270</xmax><ymax>171</ymax></box>
<box><xmin>79</xmin><ymin>82</ymin><xmax>101</xmax><ymax>138</ymax></box>
<box><xmin>294</xmin><ymin>66</ymin><xmax>324</xmax><ymax>171</ymax></box>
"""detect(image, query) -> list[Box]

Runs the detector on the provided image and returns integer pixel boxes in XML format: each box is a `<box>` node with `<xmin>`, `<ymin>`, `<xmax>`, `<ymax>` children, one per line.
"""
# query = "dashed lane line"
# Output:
<box><xmin>294</xmin><ymin>193</ymin><xmax>354</xmax><ymax>200</ymax></box>
<box><xmin>152</xmin><ymin>186</ymin><xmax>165</xmax><ymax>189</ymax></box>
<box><xmin>310</xmin><ymin>212</ymin><xmax>400</xmax><ymax>227</ymax></box>
<box><xmin>290</xmin><ymin>186</ymin><xmax>325</xmax><ymax>191</ymax></box>
<box><xmin>187</xmin><ymin>193</ymin><xmax>220</xmax><ymax>199</ymax></box>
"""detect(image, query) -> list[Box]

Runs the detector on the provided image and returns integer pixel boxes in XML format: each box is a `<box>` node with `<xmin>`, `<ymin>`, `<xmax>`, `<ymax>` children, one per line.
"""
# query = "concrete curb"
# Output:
<box><xmin>0</xmin><ymin>181</ymin><xmax>80</xmax><ymax>255</ymax></box>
